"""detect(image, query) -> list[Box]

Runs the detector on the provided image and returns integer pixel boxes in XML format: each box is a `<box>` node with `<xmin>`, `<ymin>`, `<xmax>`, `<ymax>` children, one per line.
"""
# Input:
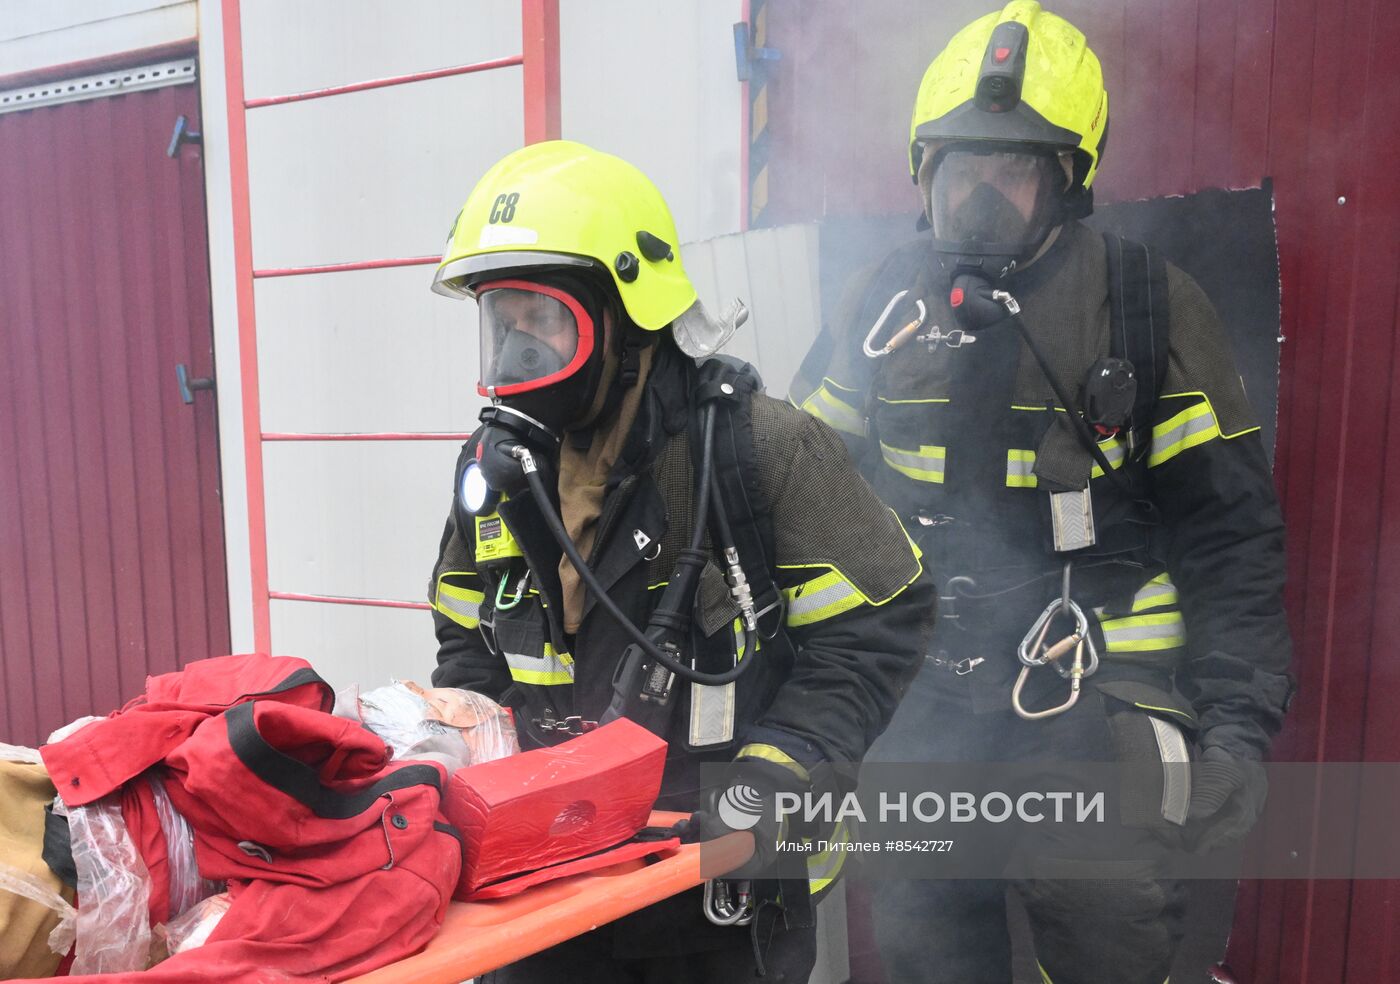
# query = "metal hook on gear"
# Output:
<box><xmin>1013</xmin><ymin>563</ymin><xmax>1100</xmax><ymax>719</ymax></box>
<box><xmin>863</xmin><ymin>290</ymin><xmax>927</xmax><ymax>358</ymax></box>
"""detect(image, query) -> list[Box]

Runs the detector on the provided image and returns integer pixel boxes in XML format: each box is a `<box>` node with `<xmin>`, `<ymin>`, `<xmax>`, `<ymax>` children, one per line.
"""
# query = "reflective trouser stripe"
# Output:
<box><xmin>784</xmin><ymin>569</ymin><xmax>865</xmax><ymax>627</ymax></box>
<box><xmin>1131</xmin><ymin>573</ymin><xmax>1179</xmax><ymax>612</ymax></box>
<box><xmin>1099</xmin><ymin>611</ymin><xmax>1186</xmax><ymax>652</ymax></box>
<box><xmin>1149</xmin><ymin>401</ymin><xmax>1220</xmax><ymax>467</ymax></box>
<box><xmin>807</xmin><ymin>819</ymin><xmax>848</xmax><ymax>894</ymax></box>
<box><xmin>881</xmin><ymin>441</ymin><xmax>946</xmax><ymax>483</ymax></box>
<box><xmin>435</xmin><ymin>576</ymin><xmax>484</xmax><ymax>629</ymax></box>
<box><xmin>1007</xmin><ymin>449</ymin><xmax>1037</xmax><ymax>488</ymax></box>
<box><xmin>801</xmin><ymin>381</ymin><xmax>865</xmax><ymax>437</ymax></box>
<box><xmin>504</xmin><ymin>643</ymin><xmax>574</xmax><ymax>685</ymax></box>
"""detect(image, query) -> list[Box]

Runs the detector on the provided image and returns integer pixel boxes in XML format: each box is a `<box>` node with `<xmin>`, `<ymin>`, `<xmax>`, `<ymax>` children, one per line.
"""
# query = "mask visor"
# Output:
<box><xmin>477</xmin><ymin>279</ymin><xmax>596</xmax><ymax>398</ymax></box>
<box><xmin>926</xmin><ymin>146</ymin><xmax>1065</xmax><ymax>257</ymax></box>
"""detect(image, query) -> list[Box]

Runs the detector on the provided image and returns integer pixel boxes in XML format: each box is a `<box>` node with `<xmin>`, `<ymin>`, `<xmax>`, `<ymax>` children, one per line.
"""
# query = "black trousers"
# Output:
<box><xmin>864</xmin><ymin>663</ymin><xmax>1187</xmax><ymax>984</ymax></box>
<box><xmin>481</xmin><ymin>886</ymin><xmax>818</xmax><ymax>984</ymax></box>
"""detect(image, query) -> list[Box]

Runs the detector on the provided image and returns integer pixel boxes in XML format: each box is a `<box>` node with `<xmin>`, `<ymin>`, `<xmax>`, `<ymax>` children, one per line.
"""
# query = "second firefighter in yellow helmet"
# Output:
<box><xmin>909</xmin><ymin>0</ymin><xmax>1108</xmax><ymax>282</ymax></box>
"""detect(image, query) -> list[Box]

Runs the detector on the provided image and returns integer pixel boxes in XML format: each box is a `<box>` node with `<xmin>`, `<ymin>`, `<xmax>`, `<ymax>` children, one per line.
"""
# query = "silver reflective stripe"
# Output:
<box><xmin>1099</xmin><ymin>611</ymin><xmax>1187</xmax><ymax>653</ymax></box>
<box><xmin>1006</xmin><ymin>449</ymin><xmax>1037</xmax><ymax>487</ymax></box>
<box><xmin>438</xmin><ymin>592</ymin><xmax>479</xmax><ymax>624</ymax></box>
<box><xmin>1091</xmin><ymin>437</ymin><xmax>1127</xmax><ymax>477</ymax></box>
<box><xmin>503</xmin><ymin>646</ymin><xmax>574</xmax><ymax>685</ymax></box>
<box><xmin>880</xmin><ymin>442</ymin><xmax>946</xmax><ymax>483</ymax></box>
<box><xmin>786</xmin><ymin>571</ymin><xmax>863</xmax><ymax>626</ymax></box>
<box><xmin>803</xmin><ymin>382</ymin><xmax>865</xmax><ymax>437</ymax></box>
<box><xmin>435</xmin><ymin>585</ymin><xmax>482</xmax><ymax>629</ymax></box>
<box><xmin>1132</xmin><ymin>576</ymin><xmax>1178</xmax><ymax>612</ymax></box>
<box><xmin>1149</xmin><ymin>716</ymin><xmax>1192</xmax><ymax>826</ymax></box>
<box><xmin>1149</xmin><ymin>401</ymin><xmax>1220</xmax><ymax>467</ymax></box>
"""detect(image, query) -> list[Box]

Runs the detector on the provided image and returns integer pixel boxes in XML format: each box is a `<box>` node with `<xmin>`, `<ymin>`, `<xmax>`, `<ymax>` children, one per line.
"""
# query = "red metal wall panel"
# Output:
<box><xmin>0</xmin><ymin>82</ymin><xmax>230</xmax><ymax>747</ymax></box>
<box><xmin>756</xmin><ymin>0</ymin><xmax>1400</xmax><ymax>979</ymax></box>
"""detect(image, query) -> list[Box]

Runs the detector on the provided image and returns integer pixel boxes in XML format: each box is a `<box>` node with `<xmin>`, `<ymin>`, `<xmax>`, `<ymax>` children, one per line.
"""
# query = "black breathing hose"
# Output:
<box><xmin>515</xmin><ymin>405</ymin><xmax>756</xmax><ymax>686</ymax></box>
<box><xmin>707</xmin><ymin>430</ymin><xmax>760</xmax><ymax>663</ymax></box>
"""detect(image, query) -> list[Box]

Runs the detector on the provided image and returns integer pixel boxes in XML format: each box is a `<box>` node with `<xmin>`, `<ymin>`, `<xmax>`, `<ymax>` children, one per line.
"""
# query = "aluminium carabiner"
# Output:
<box><xmin>863</xmin><ymin>290</ymin><xmax>927</xmax><ymax>358</ymax></box>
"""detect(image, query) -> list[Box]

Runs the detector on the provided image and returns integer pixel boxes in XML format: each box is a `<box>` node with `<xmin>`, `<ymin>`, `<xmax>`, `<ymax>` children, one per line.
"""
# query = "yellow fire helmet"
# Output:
<box><xmin>909</xmin><ymin>1</ymin><xmax>1108</xmax><ymax>215</ymax></box>
<box><xmin>432</xmin><ymin>140</ymin><xmax>697</xmax><ymax>332</ymax></box>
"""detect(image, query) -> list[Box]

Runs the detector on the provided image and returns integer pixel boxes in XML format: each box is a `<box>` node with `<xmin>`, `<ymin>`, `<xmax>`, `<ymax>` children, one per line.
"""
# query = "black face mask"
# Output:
<box><xmin>492</xmin><ymin>328</ymin><xmax>569</xmax><ymax>389</ymax></box>
<box><xmin>925</xmin><ymin>144</ymin><xmax>1065</xmax><ymax>284</ymax></box>
<box><xmin>489</xmin><ymin>271</ymin><xmax>613</xmax><ymax>433</ymax></box>
<box><xmin>944</xmin><ymin>182</ymin><xmax>1035</xmax><ymax>248</ymax></box>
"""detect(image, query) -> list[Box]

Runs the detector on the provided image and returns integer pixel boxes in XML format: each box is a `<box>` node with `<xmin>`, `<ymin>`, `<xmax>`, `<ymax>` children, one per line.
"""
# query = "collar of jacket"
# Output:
<box><xmin>607</xmin><ymin>338</ymin><xmax>693</xmax><ymax>490</ymax></box>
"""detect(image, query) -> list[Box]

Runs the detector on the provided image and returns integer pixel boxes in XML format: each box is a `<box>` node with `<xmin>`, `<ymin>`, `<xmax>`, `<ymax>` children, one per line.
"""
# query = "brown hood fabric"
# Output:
<box><xmin>557</xmin><ymin>343</ymin><xmax>656</xmax><ymax>632</ymax></box>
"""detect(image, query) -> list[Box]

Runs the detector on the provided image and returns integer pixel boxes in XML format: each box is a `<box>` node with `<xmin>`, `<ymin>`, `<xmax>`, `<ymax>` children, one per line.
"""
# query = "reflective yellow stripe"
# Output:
<box><xmin>1131</xmin><ymin>573</ymin><xmax>1178</xmax><ymax>612</ymax></box>
<box><xmin>801</xmin><ymin>379</ymin><xmax>865</xmax><ymax>437</ymax></box>
<box><xmin>784</xmin><ymin>569</ymin><xmax>865</xmax><ymax>626</ymax></box>
<box><xmin>880</xmin><ymin>441</ymin><xmax>946</xmax><ymax>483</ymax></box>
<box><xmin>1007</xmin><ymin>449</ymin><xmax>1037</xmax><ymax>488</ymax></box>
<box><xmin>504</xmin><ymin>641</ymin><xmax>574</xmax><ymax>686</ymax></box>
<box><xmin>1099</xmin><ymin>610</ymin><xmax>1186</xmax><ymax>652</ymax></box>
<box><xmin>1090</xmin><ymin>436</ymin><xmax>1127</xmax><ymax>478</ymax></box>
<box><xmin>807</xmin><ymin>819</ymin><xmax>848</xmax><ymax>894</ymax></box>
<box><xmin>736</xmin><ymin>743</ymin><xmax>811</xmax><ymax>783</ymax></box>
<box><xmin>435</xmin><ymin>574</ymin><xmax>484</xmax><ymax>629</ymax></box>
<box><xmin>1149</xmin><ymin>401</ymin><xmax>1220</xmax><ymax>467</ymax></box>
<box><xmin>733</xmin><ymin>618</ymin><xmax>750</xmax><ymax>660</ymax></box>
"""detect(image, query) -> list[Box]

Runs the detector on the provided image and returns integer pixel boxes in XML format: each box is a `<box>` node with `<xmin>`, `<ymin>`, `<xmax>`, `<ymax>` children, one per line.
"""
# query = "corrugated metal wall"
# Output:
<box><xmin>0</xmin><ymin>81</ymin><xmax>230</xmax><ymax>746</ymax></box>
<box><xmin>755</xmin><ymin>0</ymin><xmax>1400</xmax><ymax>980</ymax></box>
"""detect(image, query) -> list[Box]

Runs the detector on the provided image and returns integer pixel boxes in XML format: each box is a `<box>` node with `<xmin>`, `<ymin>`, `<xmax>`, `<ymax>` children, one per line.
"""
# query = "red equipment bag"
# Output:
<box><xmin>443</xmin><ymin>719</ymin><xmax>666</xmax><ymax>899</ymax></box>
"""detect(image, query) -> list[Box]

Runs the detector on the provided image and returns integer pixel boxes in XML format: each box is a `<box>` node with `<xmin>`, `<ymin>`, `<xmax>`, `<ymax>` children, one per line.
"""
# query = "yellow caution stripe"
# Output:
<box><xmin>800</xmin><ymin>378</ymin><xmax>866</xmax><ymax>438</ymax></box>
<box><xmin>1149</xmin><ymin>401</ymin><xmax>1220</xmax><ymax>467</ymax></box>
<box><xmin>504</xmin><ymin>642</ymin><xmax>574</xmax><ymax>686</ymax></box>
<box><xmin>435</xmin><ymin>573</ymin><xmax>484</xmax><ymax>629</ymax></box>
<box><xmin>1098</xmin><ymin>610</ymin><xmax>1186</xmax><ymax>653</ymax></box>
<box><xmin>880</xmin><ymin>441</ymin><xmax>946</xmax><ymax>483</ymax></box>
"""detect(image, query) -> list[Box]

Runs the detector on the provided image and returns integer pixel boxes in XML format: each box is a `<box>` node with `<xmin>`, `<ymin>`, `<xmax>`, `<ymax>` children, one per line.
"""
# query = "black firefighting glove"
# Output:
<box><xmin>678</xmin><ymin>757</ymin><xmax>810</xmax><ymax>877</ymax></box>
<box><xmin>1182</xmin><ymin>745</ymin><xmax>1268</xmax><ymax>854</ymax></box>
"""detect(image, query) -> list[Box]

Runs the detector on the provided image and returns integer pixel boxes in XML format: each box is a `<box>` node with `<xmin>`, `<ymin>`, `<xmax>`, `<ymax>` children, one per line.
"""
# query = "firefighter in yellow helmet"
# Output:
<box><xmin>791</xmin><ymin>4</ymin><xmax>1292</xmax><ymax>982</ymax></box>
<box><xmin>428</xmin><ymin>141</ymin><xmax>934</xmax><ymax>980</ymax></box>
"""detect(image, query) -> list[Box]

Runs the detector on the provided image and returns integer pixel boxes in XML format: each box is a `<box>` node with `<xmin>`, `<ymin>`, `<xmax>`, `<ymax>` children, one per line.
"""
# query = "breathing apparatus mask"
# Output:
<box><xmin>457</xmin><ymin>271</ymin><xmax>617</xmax><ymax>516</ymax></box>
<box><xmin>920</xmin><ymin>141</ymin><xmax>1071</xmax><ymax>331</ymax></box>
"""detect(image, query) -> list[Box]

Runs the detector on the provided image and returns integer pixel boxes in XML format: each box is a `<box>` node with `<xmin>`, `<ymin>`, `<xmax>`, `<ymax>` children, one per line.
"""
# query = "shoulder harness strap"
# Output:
<box><xmin>689</xmin><ymin>357</ymin><xmax>784</xmax><ymax>637</ymax></box>
<box><xmin>1103</xmin><ymin>232</ymin><xmax>1171</xmax><ymax>458</ymax></box>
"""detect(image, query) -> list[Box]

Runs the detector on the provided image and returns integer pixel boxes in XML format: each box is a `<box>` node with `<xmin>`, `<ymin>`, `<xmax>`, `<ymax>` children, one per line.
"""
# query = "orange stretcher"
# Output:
<box><xmin>349</xmin><ymin>812</ymin><xmax>752</xmax><ymax>984</ymax></box>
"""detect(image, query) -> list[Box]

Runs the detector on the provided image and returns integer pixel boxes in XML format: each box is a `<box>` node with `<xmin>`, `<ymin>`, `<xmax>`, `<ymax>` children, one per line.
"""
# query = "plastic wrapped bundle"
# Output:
<box><xmin>337</xmin><ymin>681</ymin><xmax>519</xmax><ymax>772</ymax></box>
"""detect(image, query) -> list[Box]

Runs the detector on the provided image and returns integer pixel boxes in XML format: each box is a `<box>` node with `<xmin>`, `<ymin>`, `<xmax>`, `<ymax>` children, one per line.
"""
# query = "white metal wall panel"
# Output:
<box><xmin>255</xmin><ymin>265</ymin><xmax>481</xmax><ymax>434</ymax></box>
<box><xmin>239</xmin><ymin>0</ymin><xmax>521</xmax><ymax>101</ymax></box>
<box><xmin>244</xmin><ymin>69</ymin><xmax>524</xmax><ymax>269</ymax></box>
<box><xmin>262</xmin><ymin>440</ymin><xmax>460</xmax><ymax>604</ymax></box>
<box><xmin>211</xmin><ymin>0</ymin><xmax>756</xmax><ymax>685</ymax></box>
<box><xmin>270</xmin><ymin>600</ymin><xmax>439</xmax><ymax>694</ymax></box>
<box><xmin>679</xmin><ymin>223</ymin><xmax>823</xmax><ymax>397</ymax></box>
<box><xmin>559</xmin><ymin>0</ymin><xmax>743</xmax><ymax>242</ymax></box>
<box><xmin>0</xmin><ymin>0</ymin><xmax>194</xmax><ymax>76</ymax></box>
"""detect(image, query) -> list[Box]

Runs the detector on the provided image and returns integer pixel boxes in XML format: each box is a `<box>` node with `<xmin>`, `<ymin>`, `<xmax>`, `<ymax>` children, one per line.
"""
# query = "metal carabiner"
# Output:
<box><xmin>862</xmin><ymin>290</ymin><xmax>927</xmax><ymax>358</ymax></box>
<box><xmin>702</xmin><ymin>878</ymin><xmax>754</xmax><ymax>926</ymax></box>
<box><xmin>494</xmin><ymin>570</ymin><xmax>531</xmax><ymax>612</ymax></box>
<box><xmin>1013</xmin><ymin>634</ymin><xmax>1089</xmax><ymax>720</ymax></box>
